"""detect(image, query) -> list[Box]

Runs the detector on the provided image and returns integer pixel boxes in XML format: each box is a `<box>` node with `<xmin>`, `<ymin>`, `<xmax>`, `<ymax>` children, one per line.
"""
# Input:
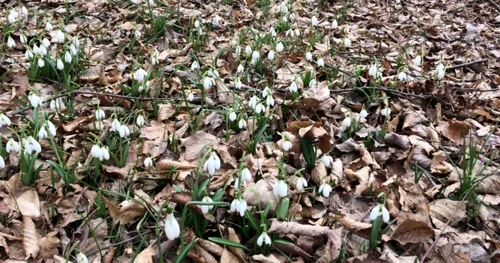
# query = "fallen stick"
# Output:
<box><xmin>446</xmin><ymin>59</ymin><xmax>487</xmax><ymax>71</ymax></box>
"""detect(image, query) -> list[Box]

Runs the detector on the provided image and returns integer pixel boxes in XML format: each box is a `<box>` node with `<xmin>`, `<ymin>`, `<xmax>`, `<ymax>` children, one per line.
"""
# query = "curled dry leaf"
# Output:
<box><xmin>198</xmin><ymin>239</ymin><xmax>224</xmax><ymax>257</ymax></box>
<box><xmin>16</xmin><ymin>189</ymin><xmax>41</xmax><ymax>218</ymax></box>
<box><xmin>22</xmin><ymin>216</ymin><xmax>39</xmax><ymax>259</ymax></box>
<box><xmin>194</xmin><ymin>243</ymin><xmax>218</xmax><ymax>263</ymax></box>
<box><xmin>389</xmin><ymin>219</ymin><xmax>435</xmax><ymax>245</ymax></box>
<box><xmin>436</xmin><ymin>120</ymin><xmax>471</xmax><ymax>145</ymax></box>
<box><xmin>311</xmin><ymin>162</ymin><xmax>327</xmax><ymax>185</ymax></box>
<box><xmin>429</xmin><ymin>199</ymin><xmax>467</xmax><ymax>226</ymax></box>
<box><xmin>104</xmin><ymin>198</ymin><xmax>147</xmax><ymax>224</ymax></box>
<box><xmin>135</xmin><ymin>246</ymin><xmax>156</xmax><ymax>263</ymax></box>
<box><xmin>156</xmin><ymin>159</ymin><xmax>197</xmax><ymax>170</ymax></box>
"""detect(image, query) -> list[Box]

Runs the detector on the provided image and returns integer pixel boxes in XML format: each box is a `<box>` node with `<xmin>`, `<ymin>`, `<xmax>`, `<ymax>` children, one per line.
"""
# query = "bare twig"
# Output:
<box><xmin>446</xmin><ymin>59</ymin><xmax>488</xmax><ymax>71</ymax></box>
<box><xmin>486</xmin><ymin>0</ymin><xmax>500</xmax><ymax>13</ymax></box>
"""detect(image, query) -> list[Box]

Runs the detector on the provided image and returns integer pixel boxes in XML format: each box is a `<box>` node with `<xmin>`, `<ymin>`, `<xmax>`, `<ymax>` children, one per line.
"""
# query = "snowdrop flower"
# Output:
<box><xmin>368</xmin><ymin>64</ymin><xmax>379</xmax><ymax>78</ymax></box>
<box><xmin>240</xmin><ymin>167</ymin><xmax>253</xmax><ymax>186</ymax></box>
<box><xmin>203</xmin><ymin>151</ymin><xmax>221</xmax><ymax>176</ymax></box>
<box><xmin>8</xmin><ymin>10</ymin><xmax>18</xmax><ymax>24</ymax></box>
<box><xmin>38</xmin><ymin>58</ymin><xmax>45</xmax><ymax>68</ymax></box>
<box><xmin>282</xmin><ymin>16</ymin><xmax>288</xmax><ymax>23</ymax></box>
<box><xmin>194</xmin><ymin>19</ymin><xmax>200</xmax><ymax>28</ymax></box>
<box><xmin>199</xmin><ymin>195</ymin><xmax>214</xmax><ymax>214</ymax></box>
<box><xmin>203</xmin><ymin>76</ymin><xmax>213</xmax><ymax>90</ymax></box>
<box><xmin>289</xmin><ymin>13</ymin><xmax>296</xmax><ymax>21</ymax></box>
<box><xmin>279</xmin><ymin>2</ymin><xmax>288</xmax><ymax>13</ymax></box>
<box><xmin>380</xmin><ymin>107</ymin><xmax>391</xmax><ymax>117</ymax></box>
<box><xmin>311</xmin><ymin>16</ymin><xmax>318</xmax><ymax>26</ymax></box>
<box><xmin>212</xmin><ymin>15</ymin><xmax>221</xmax><ymax>26</ymax></box>
<box><xmin>228</xmin><ymin>111</ymin><xmax>237</xmax><ymax>122</ymax></box>
<box><xmin>6</xmin><ymin>138</ymin><xmax>20</xmax><ymax>153</ymax></box>
<box><xmin>25</xmin><ymin>50</ymin><xmax>33</xmax><ymax>60</ymax></box>
<box><xmin>318</xmin><ymin>182</ymin><xmax>332</xmax><ymax>197</ymax></box>
<box><xmin>270</xmin><ymin>27</ymin><xmax>277</xmax><ymax>37</ymax></box>
<box><xmin>28</xmin><ymin>93</ymin><xmax>43</xmax><ymax>108</ymax></box>
<box><xmin>91</xmin><ymin>144</ymin><xmax>109</xmax><ymax>161</ymax></box>
<box><xmin>118</xmin><ymin>124</ymin><xmax>130</xmax><ymax>138</ymax></box>
<box><xmin>32</xmin><ymin>44</ymin><xmax>40</xmax><ymax>55</ymax></box>
<box><xmin>57</xmin><ymin>59</ymin><xmax>64</xmax><ymax>70</ymax></box>
<box><xmin>134</xmin><ymin>30</ymin><xmax>142</xmax><ymax>39</ymax></box>
<box><xmin>45</xmin><ymin>22</ymin><xmax>53</xmax><ymax>31</ymax></box>
<box><xmin>73</xmin><ymin>37</ymin><xmax>80</xmax><ymax>50</ymax></box>
<box><xmin>39</xmin><ymin>45</ymin><xmax>47</xmax><ymax>56</ymax></box>
<box><xmin>38</xmin><ymin>127</ymin><xmax>48</xmax><ymax>139</ymax></box>
<box><xmin>64</xmin><ymin>51</ymin><xmax>72</xmax><ymax>63</ymax></box>
<box><xmin>436</xmin><ymin>62</ymin><xmax>445</xmax><ymax>80</ymax></box>
<box><xmin>151</xmin><ymin>49</ymin><xmax>159</xmax><ymax>65</ymax></box>
<box><xmin>267</xmin><ymin>50</ymin><xmax>275</xmax><ymax>61</ymax></box>
<box><xmin>252</xmin><ymin>50</ymin><xmax>260</xmax><ymax>61</ymax></box>
<box><xmin>344</xmin><ymin>37</ymin><xmax>351</xmax><ymax>47</ymax></box>
<box><xmin>235</xmin><ymin>78</ymin><xmax>242</xmax><ymax>89</ymax></box>
<box><xmin>136</xmin><ymin>115</ymin><xmax>145</xmax><ymax>127</ymax></box>
<box><xmin>208</xmin><ymin>68</ymin><xmax>219</xmax><ymax>78</ymax></box>
<box><xmin>95</xmin><ymin>108</ymin><xmax>105</xmax><ymax>120</ymax></box>
<box><xmin>369</xmin><ymin>204</ymin><xmax>390</xmax><ymax>223</ymax></box>
<box><xmin>46</xmin><ymin>121</ymin><xmax>57</xmax><ymax>136</ymax></box>
<box><xmin>236</xmin><ymin>64</ymin><xmax>244</xmax><ymax>74</ymax></box>
<box><xmin>317</xmin><ymin>57</ymin><xmax>325</xmax><ymax>67</ymax></box>
<box><xmin>282</xmin><ymin>139</ymin><xmax>292</xmax><ymax>152</ymax></box>
<box><xmin>262</xmin><ymin>86</ymin><xmax>272</xmax><ymax>98</ymax></box>
<box><xmin>187</xmin><ymin>92</ymin><xmax>194</xmax><ymax>102</ymax></box>
<box><xmin>56</xmin><ymin>30</ymin><xmax>65</xmax><ymax>42</ymax></box>
<box><xmin>0</xmin><ymin>113</ymin><xmax>11</xmax><ymax>127</ymax></box>
<box><xmin>235</xmin><ymin>45</ymin><xmax>241</xmax><ymax>56</ymax></box>
<box><xmin>289</xmin><ymin>81</ymin><xmax>298</xmax><ymax>93</ymax></box>
<box><xmin>332</xmin><ymin>19</ymin><xmax>338</xmax><ymax>29</ymax></box>
<box><xmin>229</xmin><ymin>197</ymin><xmax>247</xmax><ymax>217</ymax></box>
<box><xmin>20</xmin><ymin>33</ymin><xmax>27</xmax><ymax>44</ymax></box>
<box><xmin>296</xmin><ymin>177</ymin><xmax>308</xmax><ymax>191</ymax></box>
<box><xmin>273</xmin><ymin>179</ymin><xmax>288</xmax><ymax>197</ymax></box>
<box><xmin>360</xmin><ymin>109</ymin><xmax>368</xmax><ymax>119</ymax></box>
<box><xmin>245</xmin><ymin>45</ymin><xmax>252</xmax><ymax>56</ymax></box>
<box><xmin>111</xmin><ymin>118</ymin><xmax>121</xmax><ymax>132</ymax></box>
<box><xmin>7</xmin><ymin>37</ymin><xmax>15</xmax><ymax>49</ymax></box>
<box><xmin>248</xmin><ymin>95</ymin><xmax>258</xmax><ymax>109</ymax></box>
<box><xmin>190</xmin><ymin>61</ymin><xmax>200</xmax><ymax>71</ymax></box>
<box><xmin>76</xmin><ymin>252</ymin><xmax>88</xmax><ymax>263</ymax></box>
<box><xmin>117</xmin><ymin>63</ymin><xmax>127</xmax><ymax>72</ymax></box>
<box><xmin>295</xmin><ymin>28</ymin><xmax>301</xmax><ymax>36</ymax></box>
<box><xmin>0</xmin><ymin>156</ymin><xmax>4</xmax><ymax>169</ymax></box>
<box><xmin>397</xmin><ymin>71</ymin><xmax>407</xmax><ymax>81</ymax></box>
<box><xmin>276</xmin><ymin>42</ymin><xmax>284</xmax><ymax>53</ymax></box>
<box><xmin>41</xmin><ymin>38</ymin><xmax>50</xmax><ymax>47</ymax></box>
<box><xmin>255</xmin><ymin>103</ymin><xmax>265</xmax><ymax>114</ymax></box>
<box><xmin>321</xmin><ymin>155</ymin><xmax>333</xmax><ymax>167</ymax></box>
<box><xmin>134</xmin><ymin>68</ymin><xmax>148</xmax><ymax>82</ymax></box>
<box><xmin>266</xmin><ymin>95</ymin><xmax>275</xmax><ymax>106</ymax></box>
<box><xmin>164</xmin><ymin>211</ymin><xmax>180</xmax><ymax>240</ymax></box>
<box><xmin>23</xmin><ymin>136</ymin><xmax>42</xmax><ymax>154</ymax></box>
<box><xmin>257</xmin><ymin>231</ymin><xmax>272</xmax><ymax>247</ymax></box>
<box><xmin>238</xmin><ymin>119</ymin><xmax>246</xmax><ymax>129</ymax></box>
<box><xmin>305</xmin><ymin>51</ymin><xmax>313</xmax><ymax>61</ymax></box>
<box><xmin>286</xmin><ymin>29</ymin><xmax>295</xmax><ymax>38</ymax></box>
<box><xmin>20</xmin><ymin>7</ymin><xmax>28</xmax><ymax>18</ymax></box>
<box><xmin>144</xmin><ymin>156</ymin><xmax>153</xmax><ymax>167</ymax></box>
<box><xmin>342</xmin><ymin>117</ymin><xmax>351</xmax><ymax>129</ymax></box>
<box><xmin>413</xmin><ymin>55</ymin><xmax>422</xmax><ymax>67</ymax></box>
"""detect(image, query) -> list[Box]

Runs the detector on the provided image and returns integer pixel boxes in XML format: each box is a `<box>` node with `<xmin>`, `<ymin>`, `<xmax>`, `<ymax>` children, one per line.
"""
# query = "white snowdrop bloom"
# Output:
<box><xmin>203</xmin><ymin>76</ymin><xmax>213</xmax><ymax>90</ymax></box>
<box><xmin>255</xmin><ymin>103</ymin><xmax>266</xmax><ymax>114</ymax></box>
<box><xmin>294</xmin><ymin>28</ymin><xmax>300</xmax><ymax>36</ymax></box>
<box><xmin>252</xmin><ymin>50</ymin><xmax>260</xmax><ymax>62</ymax></box>
<box><xmin>282</xmin><ymin>140</ymin><xmax>292</xmax><ymax>152</ymax></box>
<box><xmin>23</xmin><ymin>136</ymin><xmax>42</xmax><ymax>154</ymax></box>
<box><xmin>6</xmin><ymin>138</ymin><xmax>20</xmax><ymax>153</ymax></box>
<box><xmin>57</xmin><ymin>59</ymin><xmax>64</xmax><ymax>70</ymax></box>
<box><xmin>241</xmin><ymin>167</ymin><xmax>253</xmax><ymax>186</ymax></box>
<box><xmin>199</xmin><ymin>195</ymin><xmax>214</xmax><ymax>214</ymax></box>
<box><xmin>235</xmin><ymin>78</ymin><xmax>242</xmax><ymax>89</ymax></box>
<box><xmin>380</xmin><ymin>107</ymin><xmax>391</xmax><ymax>117</ymax></box>
<box><xmin>305</xmin><ymin>51</ymin><xmax>313</xmax><ymax>61</ymax></box>
<box><xmin>228</xmin><ymin>111</ymin><xmax>237</xmax><ymax>122</ymax></box>
<box><xmin>0</xmin><ymin>113</ymin><xmax>11</xmax><ymax>127</ymax></box>
<box><xmin>144</xmin><ymin>156</ymin><xmax>153</xmax><ymax>167</ymax></box>
<box><xmin>0</xmin><ymin>156</ymin><xmax>4</xmax><ymax>169</ymax></box>
<box><xmin>187</xmin><ymin>92</ymin><xmax>194</xmax><ymax>102</ymax></box>
<box><xmin>342</xmin><ymin>117</ymin><xmax>351</xmax><ymax>129</ymax></box>
<box><xmin>38</xmin><ymin>127</ymin><xmax>48</xmax><ymax>139</ymax></box>
<box><xmin>64</xmin><ymin>51</ymin><xmax>72</xmax><ymax>63</ymax></box>
<box><xmin>360</xmin><ymin>109</ymin><xmax>368</xmax><ymax>119</ymax></box>
<box><xmin>21</xmin><ymin>6</ymin><xmax>28</xmax><ymax>17</ymax></box>
<box><xmin>273</xmin><ymin>179</ymin><xmax>288</xmax><ymax>197</ymax></box>
<box><xmin>28</xmin><ymin>93</ymin><xmax>43</xmax><ymax>108</ymax></box>
<box><xmin>20</xmin><ymin>33</ymin><xmax>27</xmax><ymax>44</ymax></box>
<box><xmin>25</xmin><ymin>49</ymin><xmax>33</xmax><ymax>60</ymax></box>
<box><xmin>134</xmin><ymin>30</ymin><xmax>142</xmax><ymax>39</ymax></box>
<box><xmin>318</xmin><ymin>182</ymin><xmax>332</xmax><ymax>197</ymax></box>
<box><xmin>257</xmin><ymin>231</ymin><xmax>272</xmax><ymax>247</ymax></box>
<box><xmin>190</xmin><ymin>61</ymin><xmax>200</xmax><ymax>71</ymax></box>
<box><xmin>413</xmin><ymin>55</ymin><xmax>422</xmax><ymax>66</ymax></box>
<box><xmin>203</xmin><ymin>151</ymin><xmax>221</xmax><ymax>176</ymax></box>
<box><xmin>276</xmin><ymin>42</ymin><xmax>284</xmax><ymax>53</ymax></box>
<box><xmin>286</xmin><ymin>29</ymin><xmax>295</xmax><ymax>38</ymax></box>
<box><xmin>396</xmin><ymin>0</ymin><xmax>401</xmax><ymax>3</ymax></box>
<box><xmin>56</xmin><ymin>30</ymin><xmax>65</xmax><ymax>42</ymax></box>
<box><xmin>38</xmin><ymin>58</ymin><xmax>45</xmax><ymax>68</ymax></box>
<box><xmin>369</xmin><ymin>64</ymin><xmax>379</xmax><ymax>78</ymax></box>
<box><xmin>397</xmin><ymin>71</ymin><xmax>407</xmax><ymax>81</ymax></box>
<box><xmin>91</xmin><ymin>144</ymin><xmax>102</xmax><ymax>159</ymax></box>
<box><xmin>45</xmin><ymin>22</ymin><xmax>53</xmax><ymax>31</ymax></box>
<box><xmin>238</xmin><ymin>119</ymin><xmax>246</xmax><ymax>129</ymax></box>
<box><xmin>308</xmin><ymin>79</ymin><xmax>317</xmax><ymax>88</ymax></box>
<box><xmin>8</xmin><ymin>10</ymin><xmax>18</xmax><ymax>24</ymax></box>
<box><xmin>436</xmin><ymin>63</ymin><xmax>445</xmax><ymax>80</ymax></box>
<box><xmin>369</xmin><ymin>204</ymin><xmax>390</xmax><ymax>223</ymax></box>
<box><xmin>235</xmin><ymin>45</ymin><xmax>242</xmax><ymax>56</ymax></box>
<box><xmin>117</xmin><ymin>63</ymin><xmax>127</xmax><ymax>72</ymax></box>
<box><xmin>46</xmin><ymin>121</ymin><xmax>57</xmax><ymax>136</ymax></box>
<box><xmin>134</xmin><ymin>68</ymin><xmax>148</xmax><ymax>82</ymax></box>
<box><xmin>296</xmin><ymin>177</ymin><xmax>308</xmax><ymax>191</ymax></box>
<box><xmin>42</xmin><ymin>38</ymin><xmax>50</xmax><ymax>48</ymax></box>
<box><xmin>73</xmin><ymin>37</ymin><xmax>80</xmax><ymax>50</ymax></box>
<box><xmin>279</xmin><ymin>2</ymin><xmax>288</xmax><ymax>13</ymax></box>
<box><xmin>136</xmin><ymin>115</ymin><xmax>145</xmax><ymax>127</ymax></box>
<box><xmin>101</xmin><ymin>146</ymin><xmax>110</xmax><ymax>160</ymax></box>
<box><xmin>245</xmin><ymin>45</ymin><xmax>252</xmax><ymax>56</ymax></box>
<box><xmin>229</xmin><ymin>198</ymin><xmax>247</xmax><ymax>217</ymax></box>
<box><xmin>266</xmin><ymin>95</ymin><xmax>275</xmax><ymax>106</ymax></box>
<box><xmin>118</xmin><ymin>124</ymin><xmax>130</xmax><ymax>138</ymax></box>
<box><xmin>289</xmin><ymin>13</ymin><xmax>295</xmax><ymax>21</ymax></box>
<box><xmin>76</xmin><ymin>252</ymin><xmax>88</xmax><ymax>263</ymax></box>
<box><xmin>95</xmin><ymin>108</ymin><xmax>105</xmax><ymax>120</ymax></box>
<box><xmin>151</xmin><ymin>50</ymin><xmax>159</xmax><ymax>65</ymax></box>
<box><xmin>267</xmin><ymin>50</ymin><xmax>275</xmax><ymax>61</ymax></box>
<box><xmin>39</xmin><ymin>45</ymin><xmax>47</xmax><ymax>55</ymax></box>
<box><xmin>289</xmin><ymin>81</ymin><xmax>298</xmax><ymax>93</ymax></box>
<box><xmin>146</xmin><ymin>0</ymin><xmax>156</xmax><ymax>6</ymax></box>
<box><xmin>110</xmin><ymin>118</ymin><xmax>121</xmax><ymax>132</ymax></box>
<box><xmin>332</xmin><ymin>19</ymin><xmax>338</xmax><ymax>29</ymax></box>
<box><xmin>237</xmin><ymin>64</ymin><xmax>244</xmax><ymax>74</ymax></box>
<box><xmin>194</xmin><ymin>19</ymin><xmax>200</xmax><ymax>28</ymax></box>
<box><xmin>164</xmin><ymin>211</ymin><xmax>180</xmax><ymax>240</ymax></box>
<box><xmin>212</xmin><ymin>15</ymin><xmax>221</xmax><ymax>26</ymax></box>
<box><xmin>32</xmin><ymin>44</ymin><xmax>40</xmax><ymax>55</ymax></box>
<box><xmin>270</xmin><ymin>27</ymin><xmax>277</xmax><ymax>37</ymax></box>
<box><xmin>311</xmin><ymin>16</ymin><xmax>318</xmax><ymax>26</ymax></box>
<box><xmin>282</xmin><ymin>16</ymin><xmax>288</xmax><ymax>23</ymax></box>
<box><xmin>7</xmin><ymin>37</ymin><xmax>15</xmax><ymax>49</ymax></box>
<box><xmin>321</xmin><ymin>155</ymin><xmax>333</xmax><ymax>167</ymax></box>
<box><xmin>248</xmin><ymin>95</ymin><xmax>258</xmax><ymax>109</ymax></box>
<box><xmin>344</xmin><ymin>37</ymin><xmax>351</xmax><ymax>47</ymax></box>
<box><xmin>262</xmin><ymin>86</ymin><xmax>272</xmax><ymax>98</ymax></box>
<box><xmin>208</xmin><ymin>68</ymin><xmax>219</xmax><ymax>78</ymax></box>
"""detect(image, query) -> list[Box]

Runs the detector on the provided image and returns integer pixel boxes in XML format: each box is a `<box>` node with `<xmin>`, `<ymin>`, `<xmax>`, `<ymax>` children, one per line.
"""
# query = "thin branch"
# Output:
<box><xmin>486</xmin><ymin>0</ymin><xmax>500</xmax><ymax>13</ymax></box>
<box><xmin>446</xmin><ymin>59</ymin><xmax>488</xmax><ymax>71</ymax></box>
